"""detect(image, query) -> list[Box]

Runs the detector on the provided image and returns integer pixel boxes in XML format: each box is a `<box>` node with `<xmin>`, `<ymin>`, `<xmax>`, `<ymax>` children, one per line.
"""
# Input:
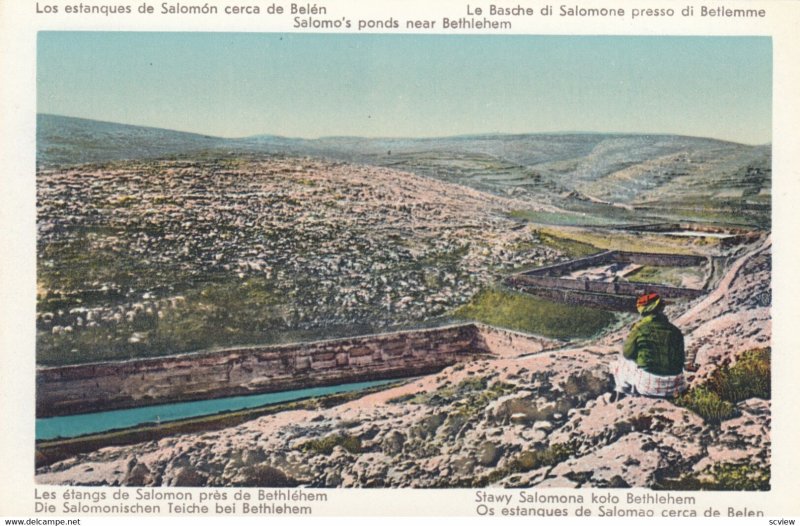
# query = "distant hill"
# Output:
<box><xmin>38</xmin><ymin>114</ymin><xmax>770</xmax><ymax>225</ymax></box>
<box><xmin>37</xmin><ymin>114</ymin><xmax>230</xmax><ymax>166</ymax></box>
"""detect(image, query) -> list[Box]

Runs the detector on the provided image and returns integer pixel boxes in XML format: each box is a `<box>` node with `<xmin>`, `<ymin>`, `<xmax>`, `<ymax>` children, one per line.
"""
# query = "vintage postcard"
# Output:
<box><xmin>1</xmin><ymin>0</ymin><xmax>799</xmax><ymax>521</ymax></box>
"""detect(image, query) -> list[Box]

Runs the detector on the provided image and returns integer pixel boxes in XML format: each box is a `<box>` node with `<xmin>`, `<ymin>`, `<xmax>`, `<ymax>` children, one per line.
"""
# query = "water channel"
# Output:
<box><xmin>36</xmin><ymin>378</ymin><xmax>399</xmax><ymax>441</ymax></box>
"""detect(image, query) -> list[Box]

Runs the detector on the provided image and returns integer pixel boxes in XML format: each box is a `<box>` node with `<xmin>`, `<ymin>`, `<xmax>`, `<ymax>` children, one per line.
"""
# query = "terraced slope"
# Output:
<box><xmin>39</xmin><ymin>115</ymin><xmax>771</xmax><ymax>227</ymax></box>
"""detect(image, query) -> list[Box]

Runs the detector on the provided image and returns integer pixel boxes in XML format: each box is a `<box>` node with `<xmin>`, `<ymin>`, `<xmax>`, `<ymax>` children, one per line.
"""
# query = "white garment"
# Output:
<box><xmin>611</xmin><ymin>356</ymin><xmax>686</xmax><ymax>398</ymax></box>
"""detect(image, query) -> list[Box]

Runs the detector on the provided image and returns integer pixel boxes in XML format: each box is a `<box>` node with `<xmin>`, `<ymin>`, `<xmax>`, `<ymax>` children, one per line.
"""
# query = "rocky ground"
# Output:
<box><xmin>37</xmin><ymin>156</ymin><xmax>566</xmax><ymax>363</ymax></box>
<box><xmin>35</xmin><ymin>237</ymin><xmax>771</xmax><ymax>489</ymax></box>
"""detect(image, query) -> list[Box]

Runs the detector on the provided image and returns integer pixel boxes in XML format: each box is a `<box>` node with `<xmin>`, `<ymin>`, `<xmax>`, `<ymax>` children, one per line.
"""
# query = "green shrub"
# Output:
<box><xmin>510</xmin><ymin>442</ymin><xmax>575</xmax><ymax>472</ymax></box>
<box><xmin>391</xmin><ymin>377</ymin><xmax>515</xmax><ymax>411</ymax></box>
<box><xmin>299</xmin><ymin>433</ymin><xmax>361</xmax><ymax>455</ymax></box>
<box><xmin>474</xmin><ymin>442</ymin><xmax>576</xmax><ymax>487</ymax></box>
<box><xmin>676</xmin><ymin>386</ymin><xmax>735</xmax><ymax>425</ymax></box>
<box><xmin>708</xmin><ymin>348</ymin><xmax>771</xmax><ymax>402</ymax></box>
<box><xmin>709</xmin><ymin>463</ymin><xmax>771</xmax><ymax>490</ymax></box>
<box><xmin>676</xmin><ymin>348</ymin><xmax>770</xmax><ymax>424</ymax></box>
<box><xmin>233</xmin><ymin>465</ymin><xmax>297</xmax><ymax>487</ymax></box>
<box><xmin>656</xmin><ymin>462</ymin><xmax>770</xmax><ymax>491</ymax></box>
<box><xmin>386</xmin><ymin>393</ymin><xmax>417</xmax><ymax>405</ymax></box>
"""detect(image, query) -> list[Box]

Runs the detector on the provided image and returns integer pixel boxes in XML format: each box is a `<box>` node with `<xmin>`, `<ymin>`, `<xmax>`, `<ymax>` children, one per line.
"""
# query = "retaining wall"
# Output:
<box><xmin>473</xmin><ymin>323</ymin><xmax>560</xmax><ymax>358</ymax></box>
<box><xmin>612</xmin><ymin>251</ymin><xmax>708</xmax><ymax>267</ymax></box>
<box><xmin>37</xmin><ymin>324</ymin><xmax>498</xmax><ymax>417</ymax></box>
<box><xmin>613</xmin><ymin>222</ymin><xmax>751</xmax><ymax>235</ymax></box>
<box><xmin>507</xmin><ymin>250</ymin><xmax>708</xmax><ymax>311</ymax></box>
<box><xmin>508</xmin><ymin>275</ymin><xmax>706</xmax><ymax>300</ymax></box>
<box><xmin>523</xmin><ymin>250</ymin><xmax>707</xmax><ymax>277</ymax></box>
<box><xmin>506</xmin><ymin>281</ymin><xmax>648</xmax><ymax>311</ymax></box>
<box><xmin>523</xmin><ymin>251</ymin><xmax>616</xmax><ymax>277</ymax></box>
<box><xmin>611</xmin><ymin>223</ymin><xmax>757</xmax><ymax>247</ymax></box>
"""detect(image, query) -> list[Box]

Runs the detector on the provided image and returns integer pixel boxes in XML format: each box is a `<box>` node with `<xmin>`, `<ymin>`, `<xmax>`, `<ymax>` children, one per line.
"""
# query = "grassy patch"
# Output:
<box><xmin>656</xmin><ymin>462</ymin><xmax>770</xmax><ymax>491</ymax></box>
<box><xmin>388</xmin><ymin>378</ymin><xmax>516</xmax><ymax>446</ymax></box>
<box><xmin>557</xmin><ymin>200</ymin><xmax>643</xmax><ymax>223</ymax></box>
<box><xmin>538</xmin><ymin>227</ymin><xmax>701</xmax><ymax>256</ymax></box>
<box><xmin>676</xmin><ymin>348</ymin><xmax>770</xmax><ymax>424</ymax></box>
<box><xmin>510</xmin><ymin>443</ymin><xmax>576</xmax><ymax>472</ymax></box>
<box><xmin>298</xmin><ymin>433</ymin><xmax>362</xmax><ymax>455</ymax></box>
<box><xmin>626</xmin><ymin>265</ymin><xmax>706</xmax><ymax>288</ymax></box>
<box><xmin>636</xmin><ymin>202</ymin><xmax>771</xmax><ymax>230</ymax></box>
<box><xmin>474</xmin><ymin>442</ymin><xmax>577</xmax><ymax>487</ymax></box>
<box><xmin>535</xmin><ymin>231</ymin><xmax>600</xmax><ymax>259</ymax></box>
<box><xmin>454</xmin><ymin>288</ymin><xmax>615</xmax><ymax>340</ymax></box>
<box><xmin>388</xmin><ymin>377</ymin><xmax>515</xmax><ymax>409</ymax></box>
<box><xmin>676</xmin><ymin>387</ymin><xmax>736</xmax><ymax>425</ymax></box>
<box><xmin>36</xmin><ymin>276</ymin><xmax>293</xmax><ymax>365</ymax></box>
<box><xmin>510</xmin><ymin>210</ymin><xmax>616</xmax><ymax>227</ymax></box>
<box><xmin>707</xmin><ymin>348</ymin><xmax>771</xmax><ymax>402</ymax></box>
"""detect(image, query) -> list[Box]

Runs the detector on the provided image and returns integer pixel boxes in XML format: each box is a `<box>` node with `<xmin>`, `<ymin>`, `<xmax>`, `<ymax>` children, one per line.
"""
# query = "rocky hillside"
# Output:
<box><xmin>37</xmin><ymin>156</ymin><xmax>564</xmax><ymax>365</ymax></box>
<box><xmin>35</xmin><ymin>237</ymin><xmax>771</xmax><ymax>489</ymax></box>
<box><xmin>39</xmin><ymin>115</ymin><xmax>771</xmax><ymax>226</ymax></box>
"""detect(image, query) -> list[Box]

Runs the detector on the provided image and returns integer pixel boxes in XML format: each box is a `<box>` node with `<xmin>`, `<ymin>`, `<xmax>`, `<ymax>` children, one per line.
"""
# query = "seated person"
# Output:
<box><xmin>611</xmin><ymin>292</ymin><xmax>694</xmax><ymax>399</ymax></box>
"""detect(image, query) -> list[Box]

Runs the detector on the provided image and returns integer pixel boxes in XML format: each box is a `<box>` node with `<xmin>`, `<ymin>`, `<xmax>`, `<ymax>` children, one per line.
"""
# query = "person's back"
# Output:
<box><xmin>623</xmin><ymin>312</ymin><xmax>685</xmax><ymax>376</ymax></box>
<box><xmin>611</xmin><ymin>292</ymin><xmax>689</xmax><ymax>399</ymax></box>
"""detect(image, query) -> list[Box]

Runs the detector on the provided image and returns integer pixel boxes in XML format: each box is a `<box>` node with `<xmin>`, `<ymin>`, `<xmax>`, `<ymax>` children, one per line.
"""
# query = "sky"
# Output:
<box><xmin>37</xmin><ymin>33</ymin><xmax>772</xmax><ymax>144</ymax></box>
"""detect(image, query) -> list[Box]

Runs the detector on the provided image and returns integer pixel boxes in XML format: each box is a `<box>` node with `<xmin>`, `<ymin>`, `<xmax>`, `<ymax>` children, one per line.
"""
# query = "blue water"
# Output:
<box><xmin>36</xmin><ymin>379</ymin><xmax>400</xmax><ymax>441</ymax></box>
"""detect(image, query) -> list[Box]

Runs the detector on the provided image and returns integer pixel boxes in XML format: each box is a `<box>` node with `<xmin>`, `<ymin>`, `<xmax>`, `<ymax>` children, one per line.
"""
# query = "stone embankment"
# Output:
<box><xmin>37</xmin><ymin>324</ymin><xmax>562</xmax><ymax>417</ymax></box>
<box><xmin>35</xmin><ymin>239</ymin><xmax>771</xmax><ymax>489</ymax></box>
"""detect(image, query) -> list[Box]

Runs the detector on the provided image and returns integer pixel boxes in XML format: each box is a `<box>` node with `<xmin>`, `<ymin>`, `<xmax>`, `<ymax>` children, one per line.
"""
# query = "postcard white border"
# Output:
<box><xmin>2</xmin><ymin>0</ymin><xmax>799</xmax><ymax>518</ymax></box>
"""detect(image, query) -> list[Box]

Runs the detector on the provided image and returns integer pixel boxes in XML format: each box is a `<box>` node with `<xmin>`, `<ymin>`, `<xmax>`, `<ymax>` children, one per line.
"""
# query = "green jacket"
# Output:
<box><xmin>623</xmin><ymin>312</ymin><xmax>685</xmax><ymax>376</ymax></box>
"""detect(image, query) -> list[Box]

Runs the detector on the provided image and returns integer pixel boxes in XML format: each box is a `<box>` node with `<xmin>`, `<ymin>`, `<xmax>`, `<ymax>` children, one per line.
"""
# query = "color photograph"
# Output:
<box><xmin>34</xmin><ymin>33</ymin><xmax>772</xmax><ymax>491</ymax></box>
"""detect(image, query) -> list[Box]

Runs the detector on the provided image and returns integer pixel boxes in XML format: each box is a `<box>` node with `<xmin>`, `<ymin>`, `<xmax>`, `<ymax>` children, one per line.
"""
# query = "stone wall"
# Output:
<box><xmin>37</xmin><ymin>324</ymin><xmax>493</xmax><ymax>417</ymax></box>
<box><xmin>613</xmin><ymin>222</ymin><xmax>751</xmax><ymax>235</ymax></box>
<box><xmin>505</xmin><ymin>281</ymin><xmax>644</xmax><ymax>311</ymax></box>
<box><xmin>473</xmin><ymin>323</ymin><xmax>560</xmax><ymax>358</ymax></box>
<box><xmin>611</xmin><ymin>223</ymin><xmax>757</xmax><ymax>248</ymax></box>
<box><xmin>523</xmin><ymin>251</ymin><xmax>616</xmax><ymax>277</ymax></box>
<box><xmin>523</xmin><ymin>250</ymin><xmax>707</xmax><ymax>277</ymax></box>
<box><xmin>36</xmin><ymin>250</ymin><xmax>715</xmax><ymax>418</ymax></box>
<box><xmin>507</xmin><ymin>274</ymin><xmax>706</xmax><ymax>303</ymax></box>
<box><xmin>507</xmin><ymin>250</ymin><xmax>709</xmax><ymax>311</ymax></box>
<box><xmin>613</xmin><ymin>251</ymin><xmax>708</xmax><ymax>268</ymax></box>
